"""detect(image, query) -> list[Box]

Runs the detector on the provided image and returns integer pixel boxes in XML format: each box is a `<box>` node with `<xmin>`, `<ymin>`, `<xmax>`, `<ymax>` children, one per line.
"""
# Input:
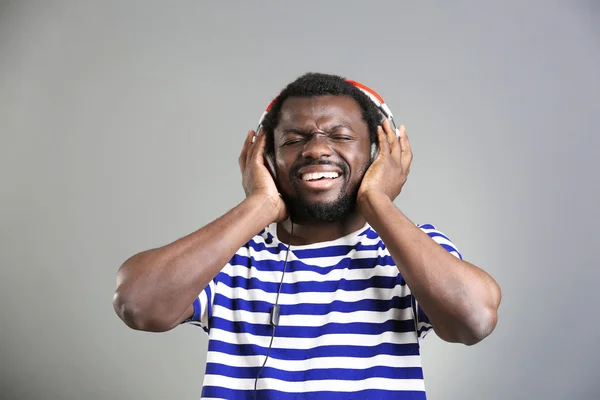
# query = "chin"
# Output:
<box><xmin>285</xmin><ymin>193</ymin><xmax>358</xmax><ymax>224</ymax></box>
<box><xmin>299</xmin><ymin>191</ymin><xmax>343</xmax><ymax>205</ymax></box>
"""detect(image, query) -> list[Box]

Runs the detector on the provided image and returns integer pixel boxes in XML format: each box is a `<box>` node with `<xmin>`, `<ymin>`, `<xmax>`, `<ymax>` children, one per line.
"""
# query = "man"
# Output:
<box><xmin>113</xmin><ymin>73</ymin><xmax>502</xmax><ymax>399</ymax></box>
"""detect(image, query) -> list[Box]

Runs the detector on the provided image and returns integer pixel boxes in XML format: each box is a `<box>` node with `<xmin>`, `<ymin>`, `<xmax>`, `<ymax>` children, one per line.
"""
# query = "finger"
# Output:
<box><xmin>383</xmin><ymin>119</ymin><xmax>400</xmax><ymax>155</ymax></box>
<box><xmin>239</xmin><ymin>130</ymin><xmax>254</xmax><ymax>172</ymax></box>
<box><xmin>382</xmin><ymin>119</ymin><xmax>395</xmax><ymax>144</ymax></box>
<box><xmin>254</xmin><ymin>130</ymin><xmax>267</xmax><ymax>161</ymax></box>
<box><xmin>246</xmin><ymin>128</ymin><xmax>267</xmax><ymax>169</ymax></box>
<box><xmin>251</xmin><ymin>126</ymin><xmax>262</xmax><ymax>143</ymax></box>
<box><xmin>238</xmin><ymin>130</ymin><xmax>255</xmax><ymax>173</ymax></box>
<box><xmin>398</xmin><ymin>125</ymin><xmax>413</xmax><ymax>168</ymax></box>
<box><xmin>376</xmin><ymin>125</ymin><xmax>390</xmax><ymax>157</ymax></box>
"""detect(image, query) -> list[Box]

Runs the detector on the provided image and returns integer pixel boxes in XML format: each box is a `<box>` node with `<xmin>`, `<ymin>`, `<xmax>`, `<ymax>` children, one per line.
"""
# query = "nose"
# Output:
<box><xmin>301</xmin><ymin>134</ymin><xmax>333</xmax><ymax>160</ymax></box>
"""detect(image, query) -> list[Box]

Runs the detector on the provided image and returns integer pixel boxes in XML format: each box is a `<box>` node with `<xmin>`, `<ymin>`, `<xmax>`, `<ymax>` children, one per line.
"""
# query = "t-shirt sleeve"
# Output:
<box><xmin>418</xmin><ymin>223</ymin><xmax>463</xmax><ymax>260</ymax></box>
<box><xmin>180</xmin><ymin>272</ymin><xmax>222</xmax><ymax>333</ymax></box>
<box><xmin>413</xmin><ymin>223</ymin><xmax>463</xmax><ymax>339</ymax></box>
<box><xmin>180</xmin><ymin>237</ymin><xmax>258</xmax><ymax>333</ymax></box>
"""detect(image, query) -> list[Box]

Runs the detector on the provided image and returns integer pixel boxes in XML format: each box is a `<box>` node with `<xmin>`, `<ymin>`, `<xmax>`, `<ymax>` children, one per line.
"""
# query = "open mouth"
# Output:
<box><xmin>299</xmin><ymin>171</ymin><xmax>342</xmax><ymax>190</ymax></box>
<box><xmin>302</xmin><ymin>171</ymin><xmax>340</xmax><ymax>181</ymax></box>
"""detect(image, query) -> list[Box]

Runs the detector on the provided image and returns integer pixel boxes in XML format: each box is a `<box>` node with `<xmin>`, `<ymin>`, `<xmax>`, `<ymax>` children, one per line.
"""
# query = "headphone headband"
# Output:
<box><xmin>254</xmin><ymin>78</ymin><xmax>399</xmax><ymax>139</ymax></box>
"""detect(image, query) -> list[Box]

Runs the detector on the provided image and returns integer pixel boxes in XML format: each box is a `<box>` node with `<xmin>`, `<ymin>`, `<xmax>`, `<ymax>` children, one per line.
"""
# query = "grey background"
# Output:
<box><xmin>1</xmin><ymin>1</ymin><xmax>598</xmax><ymax>399</ymax></box>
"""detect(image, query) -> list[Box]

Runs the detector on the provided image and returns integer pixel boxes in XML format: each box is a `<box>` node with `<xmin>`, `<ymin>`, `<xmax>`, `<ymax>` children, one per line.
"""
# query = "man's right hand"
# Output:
<box><xmin>238</xmin><ymin>129</ymin><xmax>287</xmax><ymax>223</ymax></box>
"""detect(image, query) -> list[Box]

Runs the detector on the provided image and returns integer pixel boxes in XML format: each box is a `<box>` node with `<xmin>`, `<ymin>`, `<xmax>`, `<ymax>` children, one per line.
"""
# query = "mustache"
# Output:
<box><xmin>290</xmin><ymin>159</ymin><xmax>349</xmax><ymax>178</ymax></box>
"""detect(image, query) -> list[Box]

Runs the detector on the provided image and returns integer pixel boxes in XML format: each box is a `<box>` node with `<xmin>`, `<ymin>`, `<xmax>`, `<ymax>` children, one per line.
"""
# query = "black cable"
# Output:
<box><xmin>411</xmin><ymin>295</ymin><xmax>420</xmax><ymax>341</ymax></box>
<box><xmin>253</xmin><ymin>222</ymin><xmax>294</xmax><ymax>400</ymax></box>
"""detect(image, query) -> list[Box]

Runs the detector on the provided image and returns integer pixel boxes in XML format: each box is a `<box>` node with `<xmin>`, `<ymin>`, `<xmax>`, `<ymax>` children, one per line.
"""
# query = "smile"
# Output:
<box><xmin>301</xmin><ymin>172</ymin><xmax>340</xmax><ymax>181</ymax></box>
<box><xmin>298</xmin><ymin>172</ymin><xmax>342</xmax><ymax>191</ymax></box>
<box><xmin>295</xmin><ymin>164</ymin><xmax>345</xmax><ymax>192</ymax></box>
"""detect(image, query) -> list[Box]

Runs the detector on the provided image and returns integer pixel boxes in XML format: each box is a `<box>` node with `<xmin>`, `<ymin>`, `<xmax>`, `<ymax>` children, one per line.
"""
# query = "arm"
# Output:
<box><xmin>113</xmin><ymin>194</ymin><xmax>278</xmax><ymax>332</ymax></box>
<box><xmin>358</xmin><ymin>192</ymin><xmax>501</xmax><ymax>345</ymax></box>
<box><xmin>113</xmin><ymin>130</ymin><xmax>286</xmax><ymax>332</ymax></box>
<box><xmin>357</xmin><ymin>121</ymin><xmax>501</xmax><ymax>345</ymax></box>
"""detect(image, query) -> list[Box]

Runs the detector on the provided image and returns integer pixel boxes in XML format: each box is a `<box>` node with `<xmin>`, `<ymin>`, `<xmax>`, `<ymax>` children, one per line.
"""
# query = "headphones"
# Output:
<box><xmin>252</xmin><ymin>79</ymin><xmax>400</xmax><ymax>178</ymax></box>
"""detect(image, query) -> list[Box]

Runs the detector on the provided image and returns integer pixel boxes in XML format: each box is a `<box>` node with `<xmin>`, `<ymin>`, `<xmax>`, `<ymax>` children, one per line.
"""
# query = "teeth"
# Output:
<box><xmin>302</xmin><ymin>172</ymin><xmax>340</xmax><ymax>181</ymax></box>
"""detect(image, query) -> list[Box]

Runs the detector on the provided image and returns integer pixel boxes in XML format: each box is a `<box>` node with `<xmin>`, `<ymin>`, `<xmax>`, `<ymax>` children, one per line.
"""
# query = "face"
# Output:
<box><xmin>273</xmin><ymin>95</ymin><xmax>372</xmax><ymax>223</ymax></box>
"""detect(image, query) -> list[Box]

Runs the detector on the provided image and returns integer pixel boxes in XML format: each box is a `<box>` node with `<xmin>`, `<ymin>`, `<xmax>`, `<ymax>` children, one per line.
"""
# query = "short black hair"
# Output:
<box><xmin>261</xmin><ymin>72</ymin><xmax>384</xmax><ymax>155</ymax></box>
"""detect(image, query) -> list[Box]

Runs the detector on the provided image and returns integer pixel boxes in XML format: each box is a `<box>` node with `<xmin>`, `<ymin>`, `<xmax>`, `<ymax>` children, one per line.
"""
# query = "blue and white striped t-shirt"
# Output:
<box><xmin>184</xmin><ymin>222</ymin><xmax>462</xmax><ymax>399</ymax></box>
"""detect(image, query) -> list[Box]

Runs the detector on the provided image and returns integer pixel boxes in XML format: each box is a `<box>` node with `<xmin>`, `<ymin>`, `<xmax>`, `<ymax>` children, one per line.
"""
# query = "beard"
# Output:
<box><xmin>280</xmin><ymin>158</ymin><xmax>370</xmax><ymax>223</ymax></box>
<box><xmin>282</xmin><ymin>183</ymin><xmax>359</xmax><ymax>223</ymax></box>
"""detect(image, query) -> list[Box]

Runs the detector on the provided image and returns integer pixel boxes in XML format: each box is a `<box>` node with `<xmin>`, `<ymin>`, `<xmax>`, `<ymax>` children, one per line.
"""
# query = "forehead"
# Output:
<box><xmin>277</xmin><ymin>95</ymin><xmax>365</xmax><ymax>129</ymax></box>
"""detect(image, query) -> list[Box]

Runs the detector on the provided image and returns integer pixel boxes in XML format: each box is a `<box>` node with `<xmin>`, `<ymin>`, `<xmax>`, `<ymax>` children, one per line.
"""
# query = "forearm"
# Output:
<box><xmin>358</xmin><ymin>192</ymin><xmax>501</xmax><ymax>345</ymax></box>
<box><xmin>113</xmin><ymin>194</ymin><xmax>276</xmax><ymax>331</ymax></box>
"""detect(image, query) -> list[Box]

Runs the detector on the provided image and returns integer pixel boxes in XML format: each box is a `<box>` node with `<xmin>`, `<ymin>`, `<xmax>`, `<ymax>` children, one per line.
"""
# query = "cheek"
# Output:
<box><xmin>273</xmin><ymin>153</ymin><xmax>294</xmax><ymax>190</ymax></box>
<box><xmin>347</xmin><ymin>154</ymin><xmax>371</xmax><ymax>182</ymax></box>
<box><xmin>274</xmin><ymin>147</ymin><xmax>302</xmax><ymax>177</ymax></box>
<box><xmin>349</xmin><ymin>166</ymin><xmax>368</xmax><ymax>188</ymax></box>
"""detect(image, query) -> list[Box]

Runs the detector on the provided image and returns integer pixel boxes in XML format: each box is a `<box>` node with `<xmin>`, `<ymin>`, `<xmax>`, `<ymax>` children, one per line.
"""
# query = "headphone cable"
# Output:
<box><xmin>253</xmin><ymin>222</ymin><xmax>294</xmax><ymax>400</ymax></box>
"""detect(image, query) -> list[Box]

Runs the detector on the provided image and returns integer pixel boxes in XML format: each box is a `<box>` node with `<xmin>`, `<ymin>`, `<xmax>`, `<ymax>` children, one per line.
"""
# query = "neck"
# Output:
<box><xmin>276</xmin><ymin>212</ymin><xmax>366</xmax><ymax>246</ymax></box>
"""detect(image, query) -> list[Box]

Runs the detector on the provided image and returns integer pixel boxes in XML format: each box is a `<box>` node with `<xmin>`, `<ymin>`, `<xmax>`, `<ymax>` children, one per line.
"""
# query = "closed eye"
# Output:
<box><xmin>331</xmin><ymin>135</ymin><xmax>353</xmax><ymax>141</ymax></box>
<box><xmin>279</xmin><ymin>126</ymin><xmax>356</xmax><ymax>146</ymax></box>
<box><xmin>283</xmin><ymin>135</ymin><xmax>352</xmax><ymax>145</ymax></box>
<box><xmin>282</xmin><ymin>140</ymin><xmax>301</xmax><ymax>147</ymax></box>
<box><xmin>281</xmin><ymin>137</ymin><xmax>306</xmax><ymax>146</ymax></box>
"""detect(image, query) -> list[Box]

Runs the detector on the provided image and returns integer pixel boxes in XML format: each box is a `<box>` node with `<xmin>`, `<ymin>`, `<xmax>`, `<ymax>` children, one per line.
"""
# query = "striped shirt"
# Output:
<box><xmin>184</xmin><ymin>222</ymin><xmax>462</xmax><ymax>399</ymax></box>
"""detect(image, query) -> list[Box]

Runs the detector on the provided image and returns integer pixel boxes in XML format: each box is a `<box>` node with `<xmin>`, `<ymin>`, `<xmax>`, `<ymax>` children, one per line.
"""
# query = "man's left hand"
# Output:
<box><xmin>357</xmin><ymin>119</ymin><xmax>412</xmax><ymax>205</ymax></box>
